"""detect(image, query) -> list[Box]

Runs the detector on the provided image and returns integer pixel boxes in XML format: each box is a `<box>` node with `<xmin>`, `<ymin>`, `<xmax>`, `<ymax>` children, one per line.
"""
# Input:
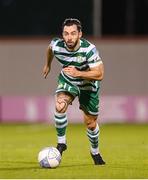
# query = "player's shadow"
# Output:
<box><xmin>0</xmin><ymin>160</ymin><xmax>40</xmax><ymax>171</ymax></box>
<box><xmin>0</xmin><ymin>160</ymin><xmax>96</xmax><ymax>170</ymax></box>
<box><xmin>0</xmin><ymin>160</ymin><xmax>106</xmax><ymax>170</ymax></box>
<box><xmin>59</xmin><ymin>163</ymin><xmax>97</xmax><ymax>168</ymax></box>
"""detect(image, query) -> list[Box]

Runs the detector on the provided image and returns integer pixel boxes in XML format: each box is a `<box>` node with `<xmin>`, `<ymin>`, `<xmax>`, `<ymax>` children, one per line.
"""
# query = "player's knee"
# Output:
<box><xmin>86</xmin><ymin>120</ymin><xmax>97</xmax><ymax>130</ymax></box>
<box><xmin>55</xmin><ymin>99</ymin><xmax>68</xmax><ymax>113</ymax></box>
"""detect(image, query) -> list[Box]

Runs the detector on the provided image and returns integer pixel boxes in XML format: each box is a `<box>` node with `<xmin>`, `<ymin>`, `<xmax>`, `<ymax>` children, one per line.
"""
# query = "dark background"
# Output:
<box><xmin>0</xmin><ymin>0</ymin><xmax>148</xmax><ymax>36</ymax></box>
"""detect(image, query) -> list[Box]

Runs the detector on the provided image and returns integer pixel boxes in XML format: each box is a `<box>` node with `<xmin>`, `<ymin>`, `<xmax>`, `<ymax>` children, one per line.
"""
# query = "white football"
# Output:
<box><xmin>38</xmin><ymin>147</ymin><xmax>61</xmax><ymax>168</ymax></box>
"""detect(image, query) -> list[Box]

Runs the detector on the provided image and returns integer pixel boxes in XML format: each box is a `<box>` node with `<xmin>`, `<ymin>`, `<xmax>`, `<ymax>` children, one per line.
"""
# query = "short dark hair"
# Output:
<box><xmin>62</xmin><ymin>18</ymin><xmax>82</xmax><ymax>32</ymax></box>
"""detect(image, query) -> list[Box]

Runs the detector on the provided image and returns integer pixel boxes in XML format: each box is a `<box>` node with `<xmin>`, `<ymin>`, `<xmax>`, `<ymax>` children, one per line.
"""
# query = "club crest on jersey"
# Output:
<box><xmin>77</xmin><ymin>56</ymin><xmax>86</xmax><ymax>63</ymax></box>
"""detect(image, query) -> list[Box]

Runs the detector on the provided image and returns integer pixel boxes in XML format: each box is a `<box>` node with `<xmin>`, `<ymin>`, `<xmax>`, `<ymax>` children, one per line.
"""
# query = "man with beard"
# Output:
<box><xmin>43</xmin><ymin>18</ymin><xmax>105</xmax><ymax>165</ymax></box>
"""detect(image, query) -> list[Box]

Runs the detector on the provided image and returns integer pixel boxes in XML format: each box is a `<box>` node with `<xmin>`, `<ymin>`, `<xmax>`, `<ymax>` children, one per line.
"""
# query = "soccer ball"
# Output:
<box><xmin>38</xmin><ymin>147</ymin><xmax>61</xmax><ymax>168</ymax></box>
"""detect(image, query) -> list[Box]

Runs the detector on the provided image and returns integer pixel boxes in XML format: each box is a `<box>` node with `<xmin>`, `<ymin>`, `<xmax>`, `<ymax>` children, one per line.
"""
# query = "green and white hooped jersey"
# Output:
<box><xmin>50</xmin><ymin>38</ymin><xmax>103</xmax><ymax>92</ymax></box>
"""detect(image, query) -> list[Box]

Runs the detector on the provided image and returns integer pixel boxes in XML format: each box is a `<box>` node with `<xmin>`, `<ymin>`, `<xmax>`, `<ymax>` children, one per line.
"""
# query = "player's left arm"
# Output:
<box><xmin>63</xmin><ymin>61</ymin><xmax>104</xmax><ymax>81</ymax></box>
<box><xmin>79</xmin><ymin>62</ymin><xmax>104</xmax><ymax>80</ymax></box>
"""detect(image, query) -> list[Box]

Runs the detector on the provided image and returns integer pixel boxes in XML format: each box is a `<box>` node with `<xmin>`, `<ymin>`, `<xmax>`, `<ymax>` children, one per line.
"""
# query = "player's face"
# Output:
<box><xmin>62</xmin><ymin>25</ymin><xmax>82</xmax><ymax>50</ymax></box>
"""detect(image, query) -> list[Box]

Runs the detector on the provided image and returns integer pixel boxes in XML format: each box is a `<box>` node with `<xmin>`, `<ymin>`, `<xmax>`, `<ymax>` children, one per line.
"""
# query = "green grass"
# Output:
<box><xmin>0</xmin><ymin>123</ymin><xmax>148</xmax><ymax>179</ymax></box>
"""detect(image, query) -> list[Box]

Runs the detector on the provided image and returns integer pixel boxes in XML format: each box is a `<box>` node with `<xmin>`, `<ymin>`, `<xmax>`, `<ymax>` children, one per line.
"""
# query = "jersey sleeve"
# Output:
<box><xmin>49</xmin><ymin>38</ymin><xmax>59</xmax><ymax>52</ymax></box>
<box><xmin>86</xmin><ymin>47</ymin><xmax>103</xmax><ymax>68</ymax></box>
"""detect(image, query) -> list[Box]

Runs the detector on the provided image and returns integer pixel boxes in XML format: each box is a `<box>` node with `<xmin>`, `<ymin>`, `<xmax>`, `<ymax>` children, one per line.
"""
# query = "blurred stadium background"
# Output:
<box><xmin>0</xmin><ymin>0</ymin><xmax>148</xmax><ymax>178</ymax></box>
<box><xmin>0</xmin><ymin>0</ymin><xmax>148</xmax><ymax>124</ymax></box>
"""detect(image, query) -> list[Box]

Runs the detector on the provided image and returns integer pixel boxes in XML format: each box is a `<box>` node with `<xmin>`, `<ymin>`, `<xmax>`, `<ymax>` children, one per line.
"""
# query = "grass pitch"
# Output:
<box><xmin>0</xmin><ymin>123</ymin><xmax>148</xmax><ymax>179</ymax></box>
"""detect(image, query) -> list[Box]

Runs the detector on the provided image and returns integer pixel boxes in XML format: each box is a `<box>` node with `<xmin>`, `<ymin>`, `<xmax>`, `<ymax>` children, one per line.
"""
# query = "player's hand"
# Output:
<box><xmin>63</xmin><ymin>66</ymin><xmax>80</xmax><ymax>77</ymax></box>
<box><xmin>43</xmin><ymin>65</ymin><xmax>50</xmax><ymax>79</ymax></box>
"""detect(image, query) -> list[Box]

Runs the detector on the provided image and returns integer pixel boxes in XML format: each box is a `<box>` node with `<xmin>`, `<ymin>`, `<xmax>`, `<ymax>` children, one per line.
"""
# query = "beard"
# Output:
<box><xmin>65</xmin><ymin>39</ymin><xmax>79</xmax><ymax>50</ymax></box>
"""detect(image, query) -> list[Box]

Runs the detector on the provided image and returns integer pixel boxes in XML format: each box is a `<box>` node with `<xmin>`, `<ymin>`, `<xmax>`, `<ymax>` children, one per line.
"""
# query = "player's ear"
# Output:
<box><xmin>79</xmin><ymin>31</ymin><xmax>82</xmax><ymax>38</ymax></box>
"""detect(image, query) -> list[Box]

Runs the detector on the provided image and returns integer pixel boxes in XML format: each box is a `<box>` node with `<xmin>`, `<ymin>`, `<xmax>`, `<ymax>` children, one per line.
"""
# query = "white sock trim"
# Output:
<box><xmin>54</xmin><ymin>111</ymin><xmax>67</xmax><ymax>117</ymax></box>
<box><xmin>58</xmin><ymin>135</ymin><xmax>66</xmax><ymax>144</ymax></box>
<box><xmin>90</xmin><ymin>147</ymin><xmax>99</xmax><ymax>155</ymax></box>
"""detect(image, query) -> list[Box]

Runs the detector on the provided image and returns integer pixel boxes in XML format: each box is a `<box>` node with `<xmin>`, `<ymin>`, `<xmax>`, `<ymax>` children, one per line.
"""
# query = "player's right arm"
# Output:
<box><xmin>43</xmin><ymin>45</ymin><xmax>54</xmax><ymax>79</ymax></box>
